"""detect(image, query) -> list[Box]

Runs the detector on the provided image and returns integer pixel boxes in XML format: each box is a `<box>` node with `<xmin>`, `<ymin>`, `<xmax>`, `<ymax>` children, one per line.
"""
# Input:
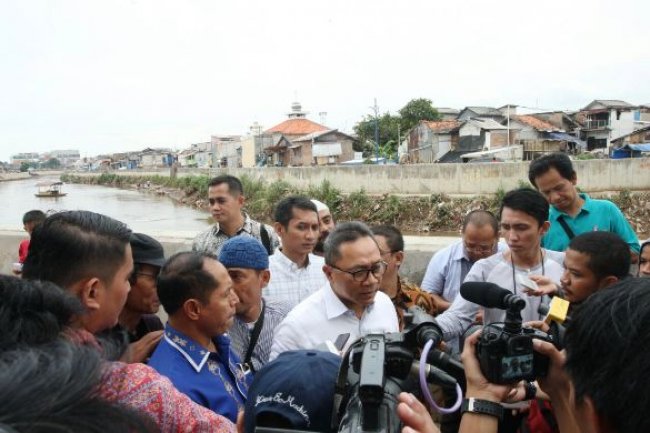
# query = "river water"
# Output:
<box><xmin>0</xmin><ymin>176</ymin><xmax>211</xmax><ymax>237</ymax></box>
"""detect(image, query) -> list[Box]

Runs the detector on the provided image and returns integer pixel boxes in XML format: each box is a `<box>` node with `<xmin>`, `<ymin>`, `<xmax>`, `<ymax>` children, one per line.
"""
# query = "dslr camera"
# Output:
<box><xmin>461</xmin><ymin>282</ymin><xmax>556</xmax><ymax>384</ymax></box>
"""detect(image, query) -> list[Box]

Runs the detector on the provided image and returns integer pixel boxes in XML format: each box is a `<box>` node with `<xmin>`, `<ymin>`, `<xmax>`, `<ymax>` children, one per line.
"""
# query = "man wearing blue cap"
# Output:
<box><xmin>219</xmin><ymin>236</ymin><xmax>291</xmax><ymax>373</ymax></box>
<box><xmin>240</xmin><ymin>350</ymin><xmax>341</xmax><ymax>433</ymax></box>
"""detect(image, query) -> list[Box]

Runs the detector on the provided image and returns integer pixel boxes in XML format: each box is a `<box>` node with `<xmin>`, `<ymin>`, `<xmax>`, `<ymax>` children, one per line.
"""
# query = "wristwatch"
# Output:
<box><xmin>524</xmin><ymin>381</ymin><xmax>537</xmax><ymax>400</ymax></box>
<box><xmin>461</xmin><ymin>398</ymin><xmax>504</xmax><ymax>420</ymax></box>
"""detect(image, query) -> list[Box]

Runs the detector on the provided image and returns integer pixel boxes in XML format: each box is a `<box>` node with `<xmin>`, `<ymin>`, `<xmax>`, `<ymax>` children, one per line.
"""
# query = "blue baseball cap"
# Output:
<box><xmin>219</xmin><ymin>236</ymin><xmax>269</xmax><ymax>270</ymax></box>
<box><xmin>244</xmin><ymin>350</ymin><xmax>341</xmax><ymax>433</ymax></box>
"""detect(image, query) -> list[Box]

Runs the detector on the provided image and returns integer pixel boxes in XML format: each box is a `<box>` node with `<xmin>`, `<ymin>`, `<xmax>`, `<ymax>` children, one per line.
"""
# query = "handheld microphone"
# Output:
<box><xmin>460</xmin><ymin>281</ymin><xmax>526</xmax><ymax>311</ymax></box>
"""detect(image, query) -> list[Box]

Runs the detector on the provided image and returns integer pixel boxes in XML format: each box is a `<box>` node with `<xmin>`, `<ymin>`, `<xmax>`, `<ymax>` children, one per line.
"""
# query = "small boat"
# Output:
<box><xmin>35</xmin><ymin>181</ymin><xmax>67</xmax><ymax>198</ymax></box>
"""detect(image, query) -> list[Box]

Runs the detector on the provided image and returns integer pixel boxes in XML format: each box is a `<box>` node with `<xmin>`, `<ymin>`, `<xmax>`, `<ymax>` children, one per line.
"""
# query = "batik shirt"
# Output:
<box><xmin>192</xmin><ymin>212</ymin><xmax>280</xmax><ymax>257</ymax></box>
<box><xmin>391</xmin><ymin>277</ymin><xmax>438</xmax><ymax>330</ymax></box>
<box><xmin>148</xmin><ymin>325</ymin><xmax>251</xmax><ymax>422</ymax></box>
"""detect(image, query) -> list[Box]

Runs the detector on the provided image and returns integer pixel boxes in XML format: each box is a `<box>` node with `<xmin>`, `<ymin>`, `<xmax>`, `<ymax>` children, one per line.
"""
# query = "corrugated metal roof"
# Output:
<box><xmin>467</xmin><ymin>118</ymin><xmax>507</xmax><ymax>130</ymax></box>
<box><xmin>464</xmin><ymin>106</ymin><xmax>502</xmax><ymax>116</ymax></box>
<box><xmin>292</xmin><ymin>130</ymin><xmax>335</xmax><ymax>142</ymax></box>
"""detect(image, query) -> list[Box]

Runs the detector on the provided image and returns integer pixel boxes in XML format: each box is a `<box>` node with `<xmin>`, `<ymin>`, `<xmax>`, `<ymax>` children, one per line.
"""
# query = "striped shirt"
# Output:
<box><xmin>227</xmin><ymin>298</ymin><xmax>291</xmax><ymax>372</ymax></box>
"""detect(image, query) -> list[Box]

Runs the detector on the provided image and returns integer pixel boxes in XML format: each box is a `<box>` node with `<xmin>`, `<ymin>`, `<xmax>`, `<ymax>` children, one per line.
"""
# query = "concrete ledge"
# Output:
<box><xmin>0</xmin><ymin>230</ymin><xmax>452</xmax><ymax>284</ymax></box>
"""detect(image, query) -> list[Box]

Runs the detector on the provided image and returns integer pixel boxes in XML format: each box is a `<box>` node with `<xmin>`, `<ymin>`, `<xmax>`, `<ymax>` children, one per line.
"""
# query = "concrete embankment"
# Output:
<box><xmin>0</xmin><ymin>172</ymin><xmax>30</xmax><ymax>181</ymax></box>
<box><xmin>0</xmin><ymin>230</ymin><xmax>452</xmax><ymax>284</ymax></box>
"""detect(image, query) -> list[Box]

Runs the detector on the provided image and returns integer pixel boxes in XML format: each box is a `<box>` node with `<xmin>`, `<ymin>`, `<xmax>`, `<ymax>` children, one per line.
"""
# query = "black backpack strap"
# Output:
<box><xmin>260</xmin><ymin>224</ymin><xmax>273</xmax><ymax>255</ymax></box>
<box><xmin>557</xmin><ymin>216</ymin><xmax>575</xmax><ymax>240</ymax></box>
<box><xmin>243</xmin><ymin>300</ymin><xmax>265</xmax><ymax>373</ymax></box>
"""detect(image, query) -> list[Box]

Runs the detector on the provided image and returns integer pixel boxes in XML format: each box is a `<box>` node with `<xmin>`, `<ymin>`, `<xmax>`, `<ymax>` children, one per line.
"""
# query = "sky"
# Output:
<box><xmin>1</xmin><ymin>0</ymin><xmax>649</xmax><ymax>162</ymax></box>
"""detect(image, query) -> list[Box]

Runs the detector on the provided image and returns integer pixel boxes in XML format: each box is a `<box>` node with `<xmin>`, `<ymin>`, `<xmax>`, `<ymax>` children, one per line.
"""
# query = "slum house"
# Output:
<box><xmin>610</xmin><ymin>125</ymin><xmax>650</xmax><ymax>158</ymax></box>
<box><xmin>262</xmin><ymin>102</ymin><xmax>330</xmax><ymax>166</ymax></box>
<box><xmin>579</xmin><ymin>100</ymin><xmax>640</xmax><ymax>150</ymax></box>
<box><xmin>289</xmin><ymin>130</ymin><xmax>357</xmax><ymax>166</ymax></box>
<box><xmin>507</xmin><ymin>115</ymin><xmax>584</xmax><ymax>160</ymax></box>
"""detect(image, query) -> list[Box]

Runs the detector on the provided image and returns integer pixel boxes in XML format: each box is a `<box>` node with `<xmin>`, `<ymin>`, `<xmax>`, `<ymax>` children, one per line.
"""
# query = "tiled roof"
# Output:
<box><xmin>265</xmin><ymin>118</ymin><xmax>329</xmax><ymax>135</ymax></box>
<box><xmin>422</xmin><ymin>120</ymin><xmax>462</xmax><ymax>133</ymax></box>
<box><xmin>512</xmin><ymin>115</ymin><xmax>559</xmax><ymax>132</ymax></box>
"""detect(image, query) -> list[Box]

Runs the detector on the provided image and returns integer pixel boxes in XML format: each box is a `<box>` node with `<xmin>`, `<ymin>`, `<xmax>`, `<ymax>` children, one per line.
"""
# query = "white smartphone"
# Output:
<box><xmin>516</xmin><ymin>274</ymin><xmax>540</xmax><ymax>292</ymax></box>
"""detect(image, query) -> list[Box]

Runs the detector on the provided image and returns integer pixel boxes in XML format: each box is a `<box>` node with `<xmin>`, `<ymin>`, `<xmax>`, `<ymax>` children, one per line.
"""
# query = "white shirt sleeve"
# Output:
<box><xmin>434</xmin><ymin>260</ymin><xmax>483</xmax><ymax>341</ymax></box>
<box><xmin>269</xmin><ymin>316</ymin><xmax>303</xmax><ymax>361</ymax></box>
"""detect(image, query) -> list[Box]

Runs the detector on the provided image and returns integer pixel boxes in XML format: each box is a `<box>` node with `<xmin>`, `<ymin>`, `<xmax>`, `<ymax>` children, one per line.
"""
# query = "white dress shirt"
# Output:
<box><xmin>269</xmin><ymin>283</ymin><xmax>399</xmax><ymax>360</ymax></box>
<box><xmin>265</xmin><ymin>250</ymin><xmax>328</xmax><ymax>308</ymax></box>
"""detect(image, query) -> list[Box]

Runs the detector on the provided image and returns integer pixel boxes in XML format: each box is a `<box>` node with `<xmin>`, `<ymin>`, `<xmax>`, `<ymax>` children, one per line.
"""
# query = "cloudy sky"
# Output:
<box><xmin>1</xmin><ymin>0</ymin><xmax>649</xmax><ymax>162</ymax></box>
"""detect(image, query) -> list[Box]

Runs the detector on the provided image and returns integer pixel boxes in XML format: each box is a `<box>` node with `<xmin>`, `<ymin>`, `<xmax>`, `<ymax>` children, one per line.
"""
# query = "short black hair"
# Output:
<box><xmin>462</xmin><ymin>209</ymin><xmax>499</xmax><ymax>235</ymax></box>
<box><xmin>208</xmin><ymin>175</ymin><xmax>243</xmax><ymax>195</ymax></box>
<box><xmin>324</xmin><ymin>221</ymin><xmax>377</xmax><ymax>266</ymax></box>
<box><xmin>0</xmin><ymin>275</ymin><xmax>83</xmax><ymax>351</ymax></box>
<box><xmin>499</xmin><ymin>188</ymin><xmax>549</xmax><ymax>227</ymax></box>
<box><xmin>157</xmin><ymin>251</ymin><xmax>221</xmax><ymax>316</ymax></box>
<box><xmin>22</xmin><ymin>209</ymin><xmax>46</xmax><ymax>225</ymax></box>
<box><xmin>274</xmin><ymin>195</ymin><xmax>318</xmax><ymax>228</ymax></box>
<box><xmin>565</xmin><ymin>278</ymin><xmax>650</xmax><ymax>433</ymax></box>
<box><xmin>568</xmin><ymin>232</ymin><xmax>630</xmax><ymax>280</ymax></box>
<box><xmin>0</xmin><ymin>341</ymin><xmax>156</xmax><ymax>433</ymax></box>
<box><xmin>528</xmin><ymin>152</ymin><xmax>576</xmax><ymax>187</ymax></box>
<box><xmin>371</xmin><ymin>225</ymin><xmax>404</xmax><ymax>252</ymax></box>
<box><xmin>22</xmin><ymin>211</ymin><xmax>132</xmax><ymax>289</ymax></box>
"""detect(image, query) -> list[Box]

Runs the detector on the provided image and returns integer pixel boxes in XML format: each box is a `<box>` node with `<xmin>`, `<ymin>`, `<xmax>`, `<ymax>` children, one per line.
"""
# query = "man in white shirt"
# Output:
<box><xmin>265</xmin><ymin>196</ymin><xmax>328</xmax><ymax>308</ymax></box>
<box><xmin>421</xmin><ymin>210</ymin><xmax>502</xmax><ymax>311</ymax></box>
<box><xmin>270</xmin><ymin>221</ymin><xmax>399</xmax><ymax>359</ymax></box>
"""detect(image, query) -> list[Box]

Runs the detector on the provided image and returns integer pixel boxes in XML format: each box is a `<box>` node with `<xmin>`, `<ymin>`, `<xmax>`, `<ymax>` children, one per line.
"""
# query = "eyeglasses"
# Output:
<box><xmin>329</xmin><ymin>261</ymin><xmax>387</xmax><ymax>282</ymax></box>
<box><xmin>463</xmin><ymin>242</ymin><xmax>495</xmax><ymax>254</ymax></box>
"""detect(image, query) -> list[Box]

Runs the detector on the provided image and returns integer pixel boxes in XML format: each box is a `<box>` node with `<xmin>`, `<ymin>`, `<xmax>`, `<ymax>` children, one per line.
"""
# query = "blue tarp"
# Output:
<box><xmin>623</xmin><ymin>143</ymin><xmax>650</xmax><ymax>152</ymax></box>
<box><xmin>612</xmin><ymin>143</ymin><xmax>650</xmax><ymax>159</ymax></box>
<box><xmin>547</xmin><ymin>132</ymin><xmax>587</xmax><ymax>148</ymax></box>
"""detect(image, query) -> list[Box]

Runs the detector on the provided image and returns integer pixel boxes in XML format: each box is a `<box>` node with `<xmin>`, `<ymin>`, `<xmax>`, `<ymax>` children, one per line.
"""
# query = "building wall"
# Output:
<box><xmin>488</xmin><ymin>130</ymin><xmax>509</xmax><ymax>149</ymax></box>
<box><xmin>240</xmin><ymin>137</ymin><xmax>256</xmax><ymax>168</ymax></box>
<box><xmin>207</xmin><ymin>158</ymin><xmax>650</xmax><ymax>195</ymax></box>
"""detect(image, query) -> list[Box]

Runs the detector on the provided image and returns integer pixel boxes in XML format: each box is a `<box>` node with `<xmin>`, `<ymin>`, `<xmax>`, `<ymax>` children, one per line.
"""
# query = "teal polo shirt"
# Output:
<box><xmin>542</xmin><ymin>193</ymin><xmax>640</xmax><ymax>254</ymax></box>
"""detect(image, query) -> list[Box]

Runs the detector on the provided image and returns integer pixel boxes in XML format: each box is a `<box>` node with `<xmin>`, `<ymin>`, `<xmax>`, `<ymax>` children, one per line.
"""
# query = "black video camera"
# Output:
<box><xmin>334</xmin><ymin>307</ymin><xmax>462</xmax><ymax>433</ymax></box>
<box><xmin>461</xmin><ymin>282</ymin><xmax>555</xmax><ymax>384</ymax></box>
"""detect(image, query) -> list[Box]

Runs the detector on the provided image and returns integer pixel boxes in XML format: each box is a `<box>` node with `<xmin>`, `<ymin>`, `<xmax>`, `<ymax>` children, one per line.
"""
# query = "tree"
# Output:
<box><xmin>398</xmin><ymin>98</ymin><xmax>441</xmax><ymax>133</ymax></box>
<box><xmin>353</xmin><ymin>113</ymin><xmax>401</xmax><ymax>156</ymax></box>
<box><xmin>42</xmin><ymin>158</ymin><xmax>61</xmax><ymax>169</ymax></box>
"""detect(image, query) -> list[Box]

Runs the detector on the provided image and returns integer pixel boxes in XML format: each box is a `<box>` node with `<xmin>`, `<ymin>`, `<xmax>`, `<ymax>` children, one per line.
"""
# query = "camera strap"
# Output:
<box><xmin>243</xmin><ymin>299</ymin><xmax>265</xmax><ymax>373</ymax></box>
<box><xmin>511</xmin><ymin>248</ymin><xmax>545</xmax><ymax>295</ymax></box>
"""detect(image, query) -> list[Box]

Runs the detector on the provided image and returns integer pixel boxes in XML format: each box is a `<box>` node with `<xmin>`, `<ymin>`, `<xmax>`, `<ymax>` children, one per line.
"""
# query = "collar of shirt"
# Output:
<box><xmin>451</xmin><ymin>240</ymin><xmax>472</xmax><ymax>262</ymax></box>
<box><xmin>552</xmin><ymin>193</ymin><xmax>592</xmax><ymax>220</ymax></box>
<box><xmin>275</xmin><ymin>248</ymin><xmax>316</xmax><ymax>271</ymax></box>
<box><xmin>322</xmin><ymin>282</ymin><xmax>374</xmax><ymax>320</ymax></box>
<box><xmin>212</xmin><ymin>212</ymin><xmax>253</xmax><ymax>237</ymax></box>
<box><xmin>163</xmin><ymin>324</ymin><xmax>231</xmax><ymax>373</ymax></box>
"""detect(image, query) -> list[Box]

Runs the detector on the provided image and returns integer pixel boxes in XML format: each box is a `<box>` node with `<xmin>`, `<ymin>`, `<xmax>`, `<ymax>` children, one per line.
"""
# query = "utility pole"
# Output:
<box><xmin>371</xmin><ymin>98</ymin><xmax>380</xmax><ymax>163</ymax></box>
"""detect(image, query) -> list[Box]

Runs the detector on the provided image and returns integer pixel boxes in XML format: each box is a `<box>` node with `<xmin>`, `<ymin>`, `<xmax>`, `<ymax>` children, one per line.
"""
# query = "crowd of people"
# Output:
<box><xmin>2</xmin><ymin>152</ymin><xmax>648</xmax><ymax>433</ymax></box>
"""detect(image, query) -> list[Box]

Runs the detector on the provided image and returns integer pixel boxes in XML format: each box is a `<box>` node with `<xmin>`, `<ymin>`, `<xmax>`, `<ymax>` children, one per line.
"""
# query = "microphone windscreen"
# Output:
<box><xmin>460</xmin><ymin>281</ymin><xmax>511</xmax><ymax>308</ymax></box>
